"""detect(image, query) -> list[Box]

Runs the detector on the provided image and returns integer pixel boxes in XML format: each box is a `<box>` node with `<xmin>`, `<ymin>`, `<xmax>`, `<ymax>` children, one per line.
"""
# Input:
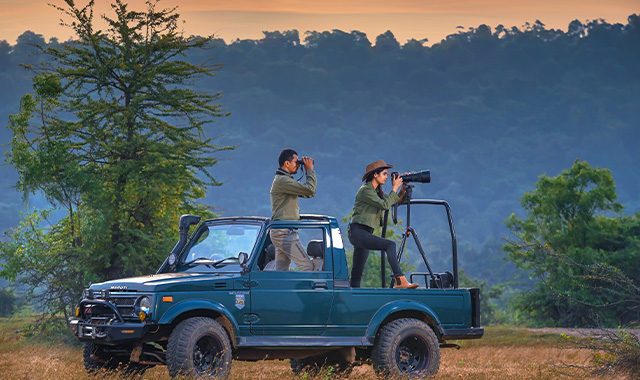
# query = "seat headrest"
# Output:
<box><xmin>266</xmin><ymin>244</ymin><xmax>275</xmax><ymax>261</ymax></box>
<box><xmin>307</xmin><ymin>240</ymin><xmax>323</xmax><ymax>259</ymax></box>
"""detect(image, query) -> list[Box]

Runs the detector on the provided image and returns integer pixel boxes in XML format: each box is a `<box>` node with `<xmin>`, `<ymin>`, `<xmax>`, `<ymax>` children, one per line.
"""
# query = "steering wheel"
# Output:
<box><xmin>209</xmin><ymin>253</ymin><xmax>225</xmax><ymax>261</ymax></box>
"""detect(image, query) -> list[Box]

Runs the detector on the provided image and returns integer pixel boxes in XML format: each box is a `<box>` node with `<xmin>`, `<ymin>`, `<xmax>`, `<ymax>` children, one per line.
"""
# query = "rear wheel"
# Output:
<box><xmin>167</xmin><ymin>317</ymin><xmax>232</xmax><ymax>379</ymax></box>
<box><xmin>371</xmin><ymin>318</ymin><xmax>440</xmax><ymax>378</ymax></box>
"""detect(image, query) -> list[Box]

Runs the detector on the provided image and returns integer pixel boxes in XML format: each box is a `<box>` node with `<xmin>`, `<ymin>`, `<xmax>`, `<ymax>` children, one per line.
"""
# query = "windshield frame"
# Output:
<box><xmin>175</xmin><ymin>219</ymin><xmax>265</xmax><ymax>273</ymax></box>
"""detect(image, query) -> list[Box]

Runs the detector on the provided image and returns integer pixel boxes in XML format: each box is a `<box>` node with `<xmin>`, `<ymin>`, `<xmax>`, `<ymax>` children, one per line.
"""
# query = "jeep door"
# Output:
<box><xmin>249</xmin><ymin>225</ymin><xmax>333</xmax><ymax>336</ymax></box>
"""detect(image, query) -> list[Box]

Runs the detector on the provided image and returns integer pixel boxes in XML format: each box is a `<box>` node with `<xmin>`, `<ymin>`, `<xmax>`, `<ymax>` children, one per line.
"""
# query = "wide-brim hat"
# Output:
<box><xmin>362</xmin><ymin>160</ymin><xmax>394</xmax><ymax>181</ymax></box>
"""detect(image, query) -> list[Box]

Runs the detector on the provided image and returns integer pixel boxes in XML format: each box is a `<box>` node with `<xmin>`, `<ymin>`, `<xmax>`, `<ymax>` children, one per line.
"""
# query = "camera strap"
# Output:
<box><xmin>296</xmin><ymin>166</ymin><xmax>306</xmax><ymax>181</ymax></box>
<box><xmin>275</xmin><ymin>167</ymin><xmax>305</xmax><ymax>182</ymax></box>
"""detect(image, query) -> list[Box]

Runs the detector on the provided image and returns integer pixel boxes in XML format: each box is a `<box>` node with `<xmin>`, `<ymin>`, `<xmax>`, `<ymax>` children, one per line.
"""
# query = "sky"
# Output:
<box><xmin>1</xmin><ymin>0</ymin><xmax>638</xmax><ymax>45</ymax></box>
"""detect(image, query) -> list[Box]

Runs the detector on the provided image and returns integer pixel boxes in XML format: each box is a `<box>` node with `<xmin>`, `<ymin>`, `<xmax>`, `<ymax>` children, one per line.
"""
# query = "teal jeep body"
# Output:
<box><xmin>69</xmin><ymin>213</ymin><xmax>483</xmax><ymax>379</ymax></box>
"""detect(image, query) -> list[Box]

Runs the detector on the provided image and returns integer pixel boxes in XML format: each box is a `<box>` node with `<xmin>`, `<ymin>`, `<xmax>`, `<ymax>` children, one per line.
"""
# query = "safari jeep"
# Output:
<box><xmin>69</xmin><ymin>207</ymin><xmax>483</xmax><ymax>378</ymax></box>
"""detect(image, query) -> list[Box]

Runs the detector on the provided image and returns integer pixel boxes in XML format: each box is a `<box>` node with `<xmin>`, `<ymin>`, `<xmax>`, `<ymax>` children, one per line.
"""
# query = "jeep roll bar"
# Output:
<box><xmin>381</xmin><ymin>194</ymin><xmax>458</xmax><ymax>289</ymax></box>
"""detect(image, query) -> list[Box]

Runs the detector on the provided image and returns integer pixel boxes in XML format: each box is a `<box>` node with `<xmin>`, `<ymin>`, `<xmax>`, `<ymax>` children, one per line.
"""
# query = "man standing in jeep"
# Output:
<box><xmin>270</xmin><ymin>148</ymin><xmax>317</xmax><ymax>271</ymax></box>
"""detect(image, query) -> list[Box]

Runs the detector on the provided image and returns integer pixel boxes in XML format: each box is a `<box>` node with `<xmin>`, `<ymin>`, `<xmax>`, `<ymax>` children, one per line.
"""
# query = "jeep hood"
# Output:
<box><xmin>89</xmin><ymin>272</ymin><xmax>240</xmax><ymax>292</ymax></box>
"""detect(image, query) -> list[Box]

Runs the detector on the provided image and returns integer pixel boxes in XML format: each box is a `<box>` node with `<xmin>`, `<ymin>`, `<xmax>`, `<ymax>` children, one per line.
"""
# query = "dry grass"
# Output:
<box><xmin>0</xmin><ymin>321</ymin><xmax>634</xmax><ymax>380</ymax></box>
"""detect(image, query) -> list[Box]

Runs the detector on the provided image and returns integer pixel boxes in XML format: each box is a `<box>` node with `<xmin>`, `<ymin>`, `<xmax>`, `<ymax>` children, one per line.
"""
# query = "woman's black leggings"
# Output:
<box><xmin>348</xmin><ymin>223</ymin><xmax>403</xmax><ymax>288</ymax></box>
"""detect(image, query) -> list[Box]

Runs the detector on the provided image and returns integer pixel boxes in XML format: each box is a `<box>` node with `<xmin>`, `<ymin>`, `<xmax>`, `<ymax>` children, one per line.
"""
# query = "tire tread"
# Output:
<box><xmin>371</xmin><ymin>318</ymin><xmax>441</xmax><ymax>378</ymax></box>
<box><xmin>166</xmin><ymin>317</ymin><xmax>232</xmax><ymax>378</ymax></box>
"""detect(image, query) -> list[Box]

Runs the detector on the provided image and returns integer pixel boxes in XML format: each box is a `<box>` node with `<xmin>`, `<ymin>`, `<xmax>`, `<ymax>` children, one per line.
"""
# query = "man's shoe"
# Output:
<box><xmin>395</xmin><ymin>275</ymin><xmax>419</xmax><ymax>289</ymax></box>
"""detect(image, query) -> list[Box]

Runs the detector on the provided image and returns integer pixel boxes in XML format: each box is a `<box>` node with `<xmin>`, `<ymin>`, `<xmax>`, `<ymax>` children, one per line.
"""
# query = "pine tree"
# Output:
<box><xmin>1</xmin><ymin>0</ymin><xmax>232</xmax><ymax>322</ymax></box>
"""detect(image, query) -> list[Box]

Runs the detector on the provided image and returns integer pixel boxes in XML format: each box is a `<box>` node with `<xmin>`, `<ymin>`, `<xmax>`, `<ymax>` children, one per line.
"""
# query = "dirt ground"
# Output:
<box><xmin>0</xmin><ymin>340</ymin><xmax>622</xmax><ymax>380</ymax></box>
<box><xmin>0</xmin><ymin>325</ymin><xmax>636</xmax><ymax>379</ymax></box>
<box><xmin>0</xmin><ymin>344</ymin><xmax>594</xmax><ymax>379</ymax></box>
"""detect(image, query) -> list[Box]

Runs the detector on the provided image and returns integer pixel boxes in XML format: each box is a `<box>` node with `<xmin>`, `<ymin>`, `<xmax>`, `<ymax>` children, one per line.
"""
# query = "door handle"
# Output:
<box><xmin>312</xmin><ymin>282</ymin><xmax>328</xmax><ymax>289</ymax></box>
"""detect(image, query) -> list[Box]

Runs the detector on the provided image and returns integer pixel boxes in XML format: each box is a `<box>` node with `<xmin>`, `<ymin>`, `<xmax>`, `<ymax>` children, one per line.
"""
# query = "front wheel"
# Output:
<box><xmin>167</xmin><ymin>317</ymin><xmax>232</xmax><ymax>379</ymax></box>
<box><xmin>371</xmin><ymin>318</ymin><xmax>440</xmax><ymax>378</ymax></box>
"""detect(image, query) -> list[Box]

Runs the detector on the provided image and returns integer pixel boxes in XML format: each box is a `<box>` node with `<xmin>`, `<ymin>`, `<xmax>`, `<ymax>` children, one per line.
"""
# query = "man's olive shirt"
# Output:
<box><xmin>351</xmin><ymin>181</ymin><xmax>400</xmax><ymax>229</ymax></box>
<box><xmin>270</xmin><ymin>168</ymin><xmax>317</xmax><ymax>221</ymax></box>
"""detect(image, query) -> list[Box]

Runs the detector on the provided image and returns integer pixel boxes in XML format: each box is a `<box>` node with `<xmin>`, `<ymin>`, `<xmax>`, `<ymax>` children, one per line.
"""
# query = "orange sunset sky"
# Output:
<box><xmin>1</xmin><ymin>0</ymin><xmax>638</xmax><ymax>45</ymax></box>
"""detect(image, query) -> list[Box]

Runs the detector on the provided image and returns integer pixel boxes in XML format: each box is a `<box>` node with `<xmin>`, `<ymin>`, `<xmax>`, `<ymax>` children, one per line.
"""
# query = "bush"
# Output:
<box><xmin>561</xmin><ymin>328</ymin><xmax>640</xmax><ymax>377</ymax></box>
<box><xmin>0</xmin><ymin>288</ymin><xmax>16</xmax><ymax>317</ymax></box>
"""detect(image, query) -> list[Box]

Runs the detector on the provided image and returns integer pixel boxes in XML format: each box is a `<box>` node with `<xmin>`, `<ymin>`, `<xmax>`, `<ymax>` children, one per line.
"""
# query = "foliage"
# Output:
<box><xmin>1</xmin><ymin>9</ymin><xmax>639</xmax><ymax>330</ymax></box>
<box><xmin>504</xmin><ymin>160</ymin><xmax>640</xmax><ymax>327</ymax></box>
<box><xmin>589</xmin><ymin>330</ymin><xmax>640</xmax><ymax>377</ymax></box>
<box><xmin>458</xmin><ymin>269</ymin><xmax>509</xmax><ymax>325</ymax></box>
<box><xmin>1</xmin><ymin>0</ymin><xmax>231</xmax><ymax>324</ymax></box>
<box><xmin>0</xmin><ymin>209</ymin><xmax>86</xmax><ymax>321</ymax></box>
<box><xmin>558</xmin><ymin>329</ymin><xmax>640</xmax><ymax>378</ymax></box>
<box><xmin>0</xmin><ymin>288</ymin><xmax>16</xmax><ymax>317</ymax></box>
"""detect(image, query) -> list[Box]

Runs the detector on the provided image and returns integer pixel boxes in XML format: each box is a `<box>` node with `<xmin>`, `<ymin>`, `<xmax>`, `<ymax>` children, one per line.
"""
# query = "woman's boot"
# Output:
<box><xmin>395</xmin><ymin>275</ymin><xmax>419</xmax><ymax>289</ymax></box>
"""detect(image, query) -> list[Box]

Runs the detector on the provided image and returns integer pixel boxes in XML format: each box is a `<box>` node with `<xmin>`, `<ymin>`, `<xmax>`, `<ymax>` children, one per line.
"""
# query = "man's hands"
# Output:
<box><xmin>302</xmin><ymin>156</ymin><xmax>314</xmax><ymax>171</ymax></box>
<box><xmin>286</xmin><ymin>154</ymin><xmax>313</xmax><ymax>174</ymax></box>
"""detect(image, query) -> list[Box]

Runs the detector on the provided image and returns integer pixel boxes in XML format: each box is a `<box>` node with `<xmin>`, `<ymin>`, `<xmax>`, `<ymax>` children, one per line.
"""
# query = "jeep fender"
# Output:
<box><xmin>365</xmin><ymin>300</ymin><xmax>444</xmax><ymax>340</ymax></box>
<box><xmin>158</xmin><ymin>299</ymin><xmax>240</xmax><ymax>337</ymax></box>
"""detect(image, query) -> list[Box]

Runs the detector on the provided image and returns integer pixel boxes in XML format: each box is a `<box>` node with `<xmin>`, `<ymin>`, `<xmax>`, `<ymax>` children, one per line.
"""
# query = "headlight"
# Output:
<box><xmin>139</xmin><ymin>296</ymin><xmax>151</xmax><ymax>314</ymax></box>
<box><xmin>83</xmin><ymin>289</ymin><xmax>94</xmax><ymax>299</ymax></box>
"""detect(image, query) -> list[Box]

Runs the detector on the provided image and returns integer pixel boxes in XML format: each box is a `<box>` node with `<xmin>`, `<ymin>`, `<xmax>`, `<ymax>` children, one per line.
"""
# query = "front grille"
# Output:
<box><xmin>108</xmin><ymin>296</ymin><xmax>138</xmax><ymax>317</ymax></box>
<box><xmin>112</xmin><ymin>296</ymin><xmax>138</xmax><ymax>317</ymax></box>
<box><xmin>118</xmin><ymin>307</ymin><xmax>136</xmax><ymax>316</ymax></box>
<box><xmin>112</xmin><ymin>297</ymin><xmax>136</xmax><ymax>306</ymax></box>
<box><xmin>86</xmin><ymin>295</ymin><xmax>142</xmax><ymax>319</ymax></box>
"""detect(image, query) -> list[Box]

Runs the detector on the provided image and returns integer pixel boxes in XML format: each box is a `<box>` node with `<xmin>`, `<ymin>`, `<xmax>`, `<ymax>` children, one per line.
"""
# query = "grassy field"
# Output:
<box><xmin>0</xmin><ymin>317</ymin><xmax>629</xmax><ymax>379</ymax></box>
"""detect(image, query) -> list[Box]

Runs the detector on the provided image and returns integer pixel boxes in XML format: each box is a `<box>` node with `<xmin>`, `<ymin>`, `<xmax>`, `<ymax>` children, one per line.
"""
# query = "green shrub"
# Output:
<box><xmin>0</xmin><ymin>288</ymin><xmax>16</xmax><ymax>317</ymax></box>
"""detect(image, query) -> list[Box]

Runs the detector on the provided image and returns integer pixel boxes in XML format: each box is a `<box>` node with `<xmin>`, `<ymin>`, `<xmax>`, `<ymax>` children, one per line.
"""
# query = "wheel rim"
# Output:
<box><xmin>395</xmin><ymin>335</ymin><xmax>429</xmax><ymax>374</ymax></box>
<box><xmin>192</xmin><ymin>334</ymin><xmax>224</xmax><ymax>375</ymax></box>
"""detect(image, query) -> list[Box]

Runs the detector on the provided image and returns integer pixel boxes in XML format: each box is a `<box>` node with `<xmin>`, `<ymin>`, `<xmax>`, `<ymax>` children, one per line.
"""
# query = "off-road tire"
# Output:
<box><xmin>371</xmin><ymin>318</ymin><xmax>440</xmax><ymax>378</ymax></box>
<box><xmin>167</xmin><ymin>317</ymin><xmax>232</xmax><ymax>379</ymax></box>
<box><xmin>83</xmin><ymin>343</ymin><xmax>119</xmax><ymax>374</ymax></box>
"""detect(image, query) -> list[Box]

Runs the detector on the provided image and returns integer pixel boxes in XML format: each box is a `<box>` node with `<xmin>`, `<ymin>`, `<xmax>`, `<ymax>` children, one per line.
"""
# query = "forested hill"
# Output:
<box><xmin>1</xmin><ymin>15</ymin><xmax>639</xmax><ymax>282</ymax></box>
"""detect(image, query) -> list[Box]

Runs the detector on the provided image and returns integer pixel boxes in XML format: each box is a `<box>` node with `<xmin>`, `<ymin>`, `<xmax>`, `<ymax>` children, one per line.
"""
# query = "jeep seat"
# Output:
<box><xmin>263</xmin><ymin>244</ymin><xmax>276</xmax><ymax>271</ymax></box>
<box><xmin>307</xmin><ymin>240</ymin><xmax>324</xmax><ymax>271</ymax></box>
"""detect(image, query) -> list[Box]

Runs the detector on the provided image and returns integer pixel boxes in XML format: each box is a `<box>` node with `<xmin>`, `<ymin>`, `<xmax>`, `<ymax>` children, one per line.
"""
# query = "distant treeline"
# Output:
<box><xmin>1</xmin><ymin>15</ymin><xmax>639</xmax><ymax>285</ymax></box>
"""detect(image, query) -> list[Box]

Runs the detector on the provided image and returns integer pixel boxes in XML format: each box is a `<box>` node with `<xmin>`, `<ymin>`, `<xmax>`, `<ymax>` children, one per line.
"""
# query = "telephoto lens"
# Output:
<box><xmin>396</xmin><ymin>170</ymin><xmax>431</xmax><ymax>183</ymax></box>
<box><xmin>403</xmin><ymin>170</ymin><xmax>430</xmax><ymax>183</ymax></box>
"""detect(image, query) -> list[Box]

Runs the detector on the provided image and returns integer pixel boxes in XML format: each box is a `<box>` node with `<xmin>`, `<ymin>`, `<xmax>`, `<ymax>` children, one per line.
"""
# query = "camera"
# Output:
<box><xmin>392</xmin><ymin>170</ymin><xmax>431</xmax><ymax>183</ymax></box>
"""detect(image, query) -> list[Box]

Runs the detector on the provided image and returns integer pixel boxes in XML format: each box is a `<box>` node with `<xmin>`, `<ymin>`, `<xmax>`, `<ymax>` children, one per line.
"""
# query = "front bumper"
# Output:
<box><xmin>68</xmin><ymin>317</ymin><xmax>155</xmax><ymax>344</ymax></box>
<box><xmin>69</xmin><ymin>296</ymin><xmax>158</xmax><ymax>344</ymax></box>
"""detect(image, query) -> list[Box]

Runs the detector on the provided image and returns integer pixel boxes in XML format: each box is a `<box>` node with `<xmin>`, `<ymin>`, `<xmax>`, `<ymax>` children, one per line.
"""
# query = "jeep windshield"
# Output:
<box><xmin>177</xmin><ymin>222</ymin><xmax>261</xmax><ymax>273</ymax></box>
